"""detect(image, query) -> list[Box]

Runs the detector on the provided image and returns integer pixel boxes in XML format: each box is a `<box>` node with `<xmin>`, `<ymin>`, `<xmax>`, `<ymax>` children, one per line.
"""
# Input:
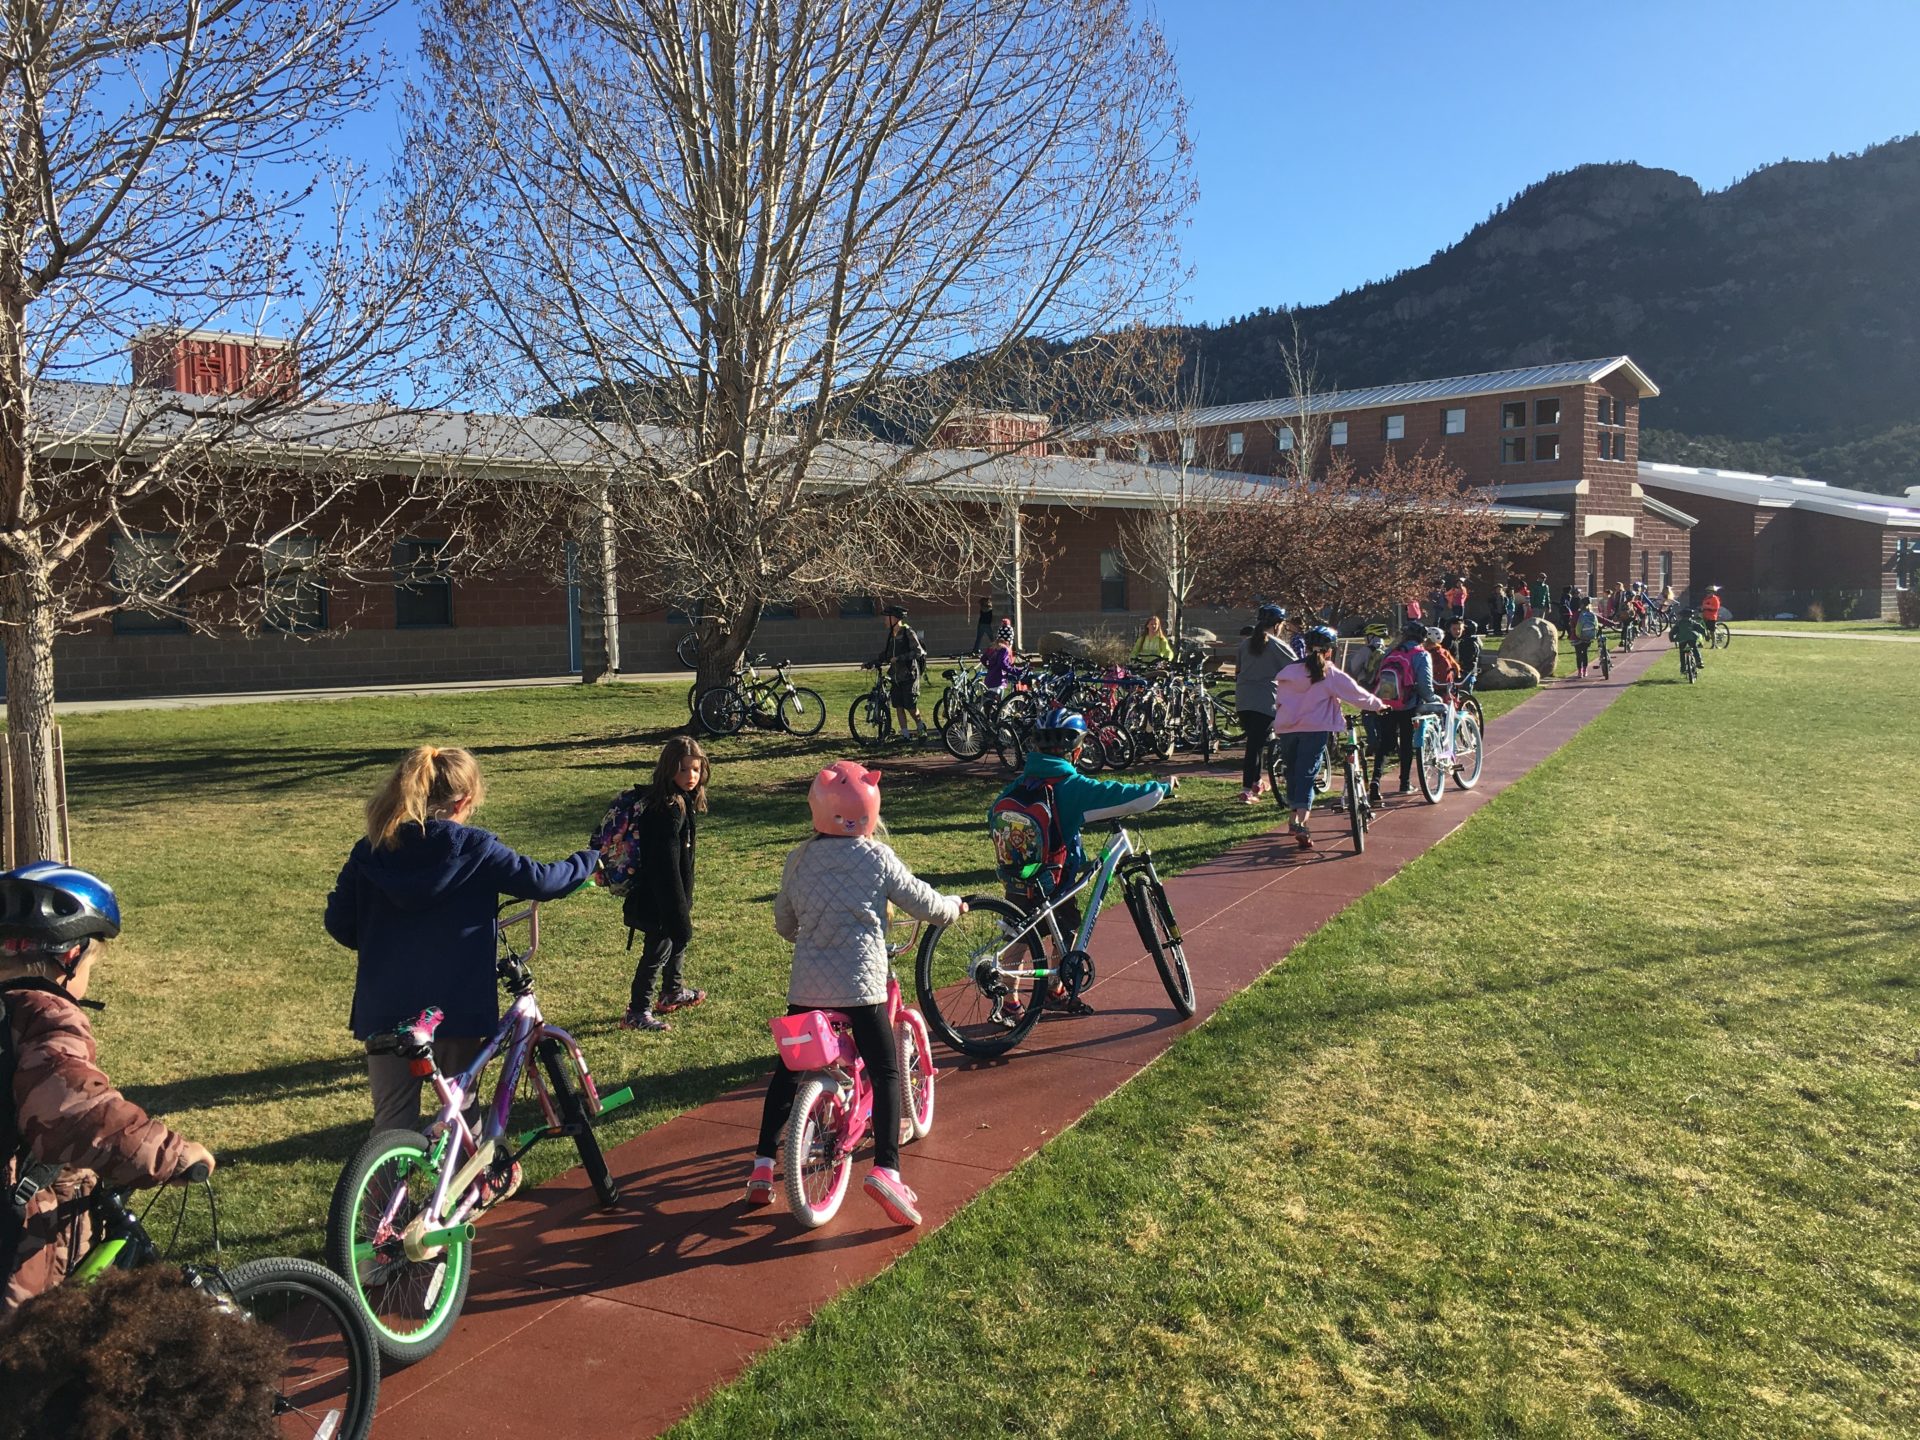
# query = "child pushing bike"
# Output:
<box><xmin>746</xmin><ymin>762</ymin><xmax>963</xmax><ymax>1228</ymax></box>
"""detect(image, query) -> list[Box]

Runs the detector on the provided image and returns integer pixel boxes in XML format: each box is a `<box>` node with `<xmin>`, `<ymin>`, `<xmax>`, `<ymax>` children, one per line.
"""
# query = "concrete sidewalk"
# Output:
<box><xmin>365</xmin><ymin>638</ymin><xmax>1670</xmax><ymax>1438</ymax></box>
<box><xmin>1725</xmin><ymin>628</ymin><xmax>1918</xmax><ymax>643</ymax></box>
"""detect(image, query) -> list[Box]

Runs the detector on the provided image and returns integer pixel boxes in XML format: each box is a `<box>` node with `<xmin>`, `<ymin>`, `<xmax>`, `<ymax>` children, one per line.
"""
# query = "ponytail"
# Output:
<box><xmin>366</xmin><ymin>745</ymin><xmax>486</xmax><ymax>849</ymax></box>
<box><xmin>1304</xmin><ymin>649</ymin><xmax>1329</xmax><ymax>682</ymax></box>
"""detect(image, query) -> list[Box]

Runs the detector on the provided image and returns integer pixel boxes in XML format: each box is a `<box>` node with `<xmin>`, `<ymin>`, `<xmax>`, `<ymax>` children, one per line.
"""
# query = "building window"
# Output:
<box><xmin>1615</xmin><ymin>432</ymin><xmax>1630</xmax><ymax>460</ymax></box>
<box><xmin>1501</xmin><ymin>401</ymin><xmax>1528</xmax><ymax>429</ymax></box>
<box><xmin>1535</xmin><ymin>398</ymin><xmax>1561</xmax><ymax>427</ymax></box>
<box><xmin>111</xmin><ymin>530</ymin><xmax>187</xmax><ymax>634</ymax></box>
<box><xmin>1586</xmin><ymin>550</ymin><xmax>1597</xmax><ymax>595</ymax></box>
<box><xmin>1660</xmin><ymin>551</ymin><xmax>1673</xmax><ymax>590</ymax></box>
<box><xmin>1640</xmin><ymin>551</ymin><xmax>1649</xmax><ymax>586</ymax></box>
<box><xmin>838</xmin><ymin>594</ymin><xmax>877</xmax><ymax>617</ymax></box>
<box><xmin>1093</xmin><ymin>445</ymin><xmax>1108</xmax><ymax>462</ymax></box>
<box><xmin>1896</xmin><ymin>538</ymin><xmax>1917</xmax><ymax>592</ymax></box>
<box><xmin>1330</xmin><ymin>421</ymin><xmax>1348</xmax><ymax>447</ymax></box>
<box><xmin>1500</xmin><ymin>436</ymin><xmax>1527</xmax><ymax>464</ymax></box>
<box><xmin>1179</xmin><ymin>435</ymin><xmax>1196</xmax><ymax>464</ymax></box>
<box><xmin>1275</xmin><ymin>426</ymin><xmax>1295</xmax><ymax>452</ymax></box>
<box><xmin>1134</xmin><ymin>442</ymin><xmax>1150</xmax><ymax>465</ymax></box>
<box><xmin>1227</xmin><ymin>431</ymin><xmax>1244</xmax><ymax>457</ymax></box>
<box><xmin>1444</xmin><ymin>407</ymin><xmax>1466</xmax><ymax>435</ymax></box>
<box><xmin>1384</xmin><ymin>414</ymin><xmax>1405</xmax><ymax>441</ymax></box>
<box><xmin>1099</xmin><ymin>550</ymin><xmax>1128</xmax><ymax>611</ymax></box>
<box><xmin>1534</xmin><ymin>434</ymin><xmax>1560</xmax><ymax>462</ymax></box>
<box><xmin>393</xmin><ymin>538</ymin><xmax>453</xmax><ymax>628</ymax></box>
<box><xmin>263</xmin><ymin>536</ymin><xmax>326</xmax><ymax>632</ymax></box>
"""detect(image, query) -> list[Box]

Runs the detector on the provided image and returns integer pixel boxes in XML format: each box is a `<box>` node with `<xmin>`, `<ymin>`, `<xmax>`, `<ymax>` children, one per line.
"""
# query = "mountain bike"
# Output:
<box><xmin>1596</xmin><ymin>631</ymin><xmax>1613</xmax><ymax>680</ymax></box>
<box><xmin>72</xmin><ymin>1168</ymin><xmax>380</xmax><ymax>1440</ymax></box>
<box><xmin>766</xmin><ymin>971</ymin><xmax>937</xmax><ymax>1227</ymax></box>
<box><xmin>1679</xmin><ymin>638</ymin><xmax>1702</xmax><ymax>683</ymax></box>
<box><xmin>1334</xmin><ymin>713</ymin><xmax>1374</xmax><ymax>853</ymax></box>
<box><xmin>1413</xmin><ymin>686</ymin><xmax>1484</xmax><ymax>803</ymax></box>
<box><xmin>326</xmin><ymin>893</ymin><xmax>635</xmax><ymax>1367</ymax></box>
<box><xmin>849</xmin><ymin>664</ymin><xmax>897</xmax><ymax>746</ymax></box>
<box><xmin>914</xmin><ymin>819</ymin><xmax>1193</xmax><ymax>1058</ymax></box>
<box><xmin>695</xmin><ymin>655</ymin><xmax>825</xmax><ymax>737</ymax></box>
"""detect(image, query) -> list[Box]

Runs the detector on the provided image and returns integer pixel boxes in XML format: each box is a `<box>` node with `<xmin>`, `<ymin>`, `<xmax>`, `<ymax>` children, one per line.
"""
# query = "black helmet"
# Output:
<box><xmin>1400</xmin><ymin>620</ymin><xmax>1428</xmax><ymax>642</ymax></box>
<box><xmin>0</xmin><ymin>862</ymin><xmax>121</xmax><ymax>955</ymax></box>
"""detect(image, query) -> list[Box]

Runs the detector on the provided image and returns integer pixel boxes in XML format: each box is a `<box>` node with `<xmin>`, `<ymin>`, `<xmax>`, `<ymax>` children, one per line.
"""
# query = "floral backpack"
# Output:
<box><xmin>588</xmin><ymin>786</ymin><xmax>646</xmax><ymax>896</ymax></box>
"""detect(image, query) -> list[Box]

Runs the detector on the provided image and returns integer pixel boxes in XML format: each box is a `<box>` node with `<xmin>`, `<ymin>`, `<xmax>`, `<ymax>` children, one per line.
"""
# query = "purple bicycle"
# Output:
<box><xmin>324</xmin><ymin>895</ymin><xmax>634</xmax><ymax>1366</ymax></box>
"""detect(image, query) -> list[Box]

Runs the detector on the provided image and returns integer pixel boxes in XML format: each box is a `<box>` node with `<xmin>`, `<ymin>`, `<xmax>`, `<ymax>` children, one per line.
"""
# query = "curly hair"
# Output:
<box><xmin>0</xmin><ymin>1266</ymin><xmax>286</xmax><ymax>1440</ymax></box>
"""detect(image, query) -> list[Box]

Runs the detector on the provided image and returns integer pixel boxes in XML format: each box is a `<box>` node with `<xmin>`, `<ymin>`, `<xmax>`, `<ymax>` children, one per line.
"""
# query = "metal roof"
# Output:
<box><xmin>1638</xmin><ymin>462</ymin><xmax>1920</xmax><ymax>529</ymax></box>
<box><xmin>1068</xmin><ymin>357</ymin><xmax>1661</xmax><ymax>438</ymax></box>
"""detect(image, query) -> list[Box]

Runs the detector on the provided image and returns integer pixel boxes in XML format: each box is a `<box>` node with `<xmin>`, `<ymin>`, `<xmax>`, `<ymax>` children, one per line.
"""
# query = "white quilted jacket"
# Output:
<box><xmin>773</xmin><ymin>836</ymin><xmax>962</xmax><ymax>1008</ymax></box>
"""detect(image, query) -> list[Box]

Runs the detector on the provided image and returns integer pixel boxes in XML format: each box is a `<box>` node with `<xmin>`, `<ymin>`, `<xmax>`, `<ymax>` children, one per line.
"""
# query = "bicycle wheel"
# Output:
<box><xmin>1126</xmin><ymin>876</ymin><xmax>1195</xmax><ymax>1017</ymax></box>
<box><xmin>326</xmin><ymin>1129</ymin><xmax>472</xmax><ymax>1367</ymax></box>
<box><xmin>696</xmin><ymin>685</ymin><xmax>746</xmax><ymax>736</ymax></box>
<box><xmin>1263</xmin><ymin>738</ymin><xmax>1285</xmax><ymax>809</ymax></box>
<box><xmin>537</xmin><ymin>1037</ymin><xmax>618</xmax><ymax>1206</ymax></box>
<box><xmin>915</xmin><ymin>895</ymin><xmax>1047</xmax><ymax>1057</ymax></box>
<box><xmin>1712</xmin><ymin>621</ymin><xmax>1731</xmax><ymax>649</ymax></box>
<box><xmin>1463</xmin><ymin>694</ymin><xmax>1486</xmax><ymax>736</ymax></box>
<box><xmin>1599</xmin><ymin>644</ymin><xmax>1612</xmax><ymax>680</ymax></box>
<box><xmin>220</xmin><ymin>1256</ymin><xmax>380</xmax><ymax>1440</ymax></box>
<box><xmin>848</xmin><ymin>692</ymin><xmax>891</xmax><ymax>746</ymax></box>
<box><xmin>1451</xmin><ymin>715</ymin><xmax>1484</xmax><ymax>789</ymax></box>
<box><xmin>1416</xmin><ymin>718</ymin><xmax>1447</xmax><ymax>803</ymax></box>
<box><xmin>1345</xmin><ymin>754</ymin><xmax>1367</xmax><ymax>854</ymax></box>
<box><xmin>991</xmin><ymin>719</ymin><xmax>1026</xmax><ymax>773</ymax></box>
<box><xmin>896</xmin><ymin>1009</ymin><xmax>936</xmax><ymax>1142</ymax></box>
<box><xmin>675</xmin><ymin>630</ymin><xmax>700</xmax><ymax>669</ymax></box>
<box><xmin>932</xmin><ymin>689</ymin><xmax>952</xmax><ymax>729</ymax></box>
<box><xmin>1074</xmin><ymin>727</ymin><xmax>1108</xmax><ymax>775</ymax></box>
<box><xmin>778</xmin><ymin>686</ymin><xmax>827</xmax><ymax>737</ymax></box>
<box><xmin>783</xmin><ymin>1076</ymin><xmax>852</xmax><ymax>1228</ymax></box>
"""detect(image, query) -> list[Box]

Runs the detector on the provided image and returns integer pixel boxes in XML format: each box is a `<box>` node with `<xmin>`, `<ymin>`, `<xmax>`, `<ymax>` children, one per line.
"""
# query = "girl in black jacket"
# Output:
<box><xmin>619</xmin><ymin>737</ymin><xmax>709</xmax><ymax>1031</ymax></box>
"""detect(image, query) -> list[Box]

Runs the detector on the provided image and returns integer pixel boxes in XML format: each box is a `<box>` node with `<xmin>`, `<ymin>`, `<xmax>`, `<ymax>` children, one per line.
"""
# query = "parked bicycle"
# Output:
<box><xmin>73</xmin><ymin>1169</ymin><xmax>381</xmax><ymax>1440</ymax></box>
<box><xmin>849</xmin><ymin>664</ymin><xmax>899</xmax><ymax>746</ymax></box>
<box><xmin>1413</xmin><ymin>685</ymin><xmax>1484</xmax><ymax>802</ymax></box>
<box><xmin>327</xmin><ymin>892</ymin><xmax>635</xmax><ymax>1366</ymax></box>
<box><xmin>913</xmin><ymin>820</ymin><xmax>1194</xmax><ymax>1058</ymax></box>
<box><xmin>1710</xmin><ymin>619</ymin><xmax>1732</xmax><ymax>649</ymax></box>
<box><xmin>695</xmin><ymin>655</ymin><xmax>825</xmax><ymax>737</ymax></box>
<box><xmin>767</xmin><ymin>968</ymin><xmax>937</xmax><ymax>1228</ymax></box>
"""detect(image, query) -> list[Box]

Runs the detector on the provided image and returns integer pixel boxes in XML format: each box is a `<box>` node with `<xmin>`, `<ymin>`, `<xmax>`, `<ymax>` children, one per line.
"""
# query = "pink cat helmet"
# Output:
<box><xmin>809</xmin><ymin>760</ymin><xmax>882</xmax><ymax>838</ymax></box>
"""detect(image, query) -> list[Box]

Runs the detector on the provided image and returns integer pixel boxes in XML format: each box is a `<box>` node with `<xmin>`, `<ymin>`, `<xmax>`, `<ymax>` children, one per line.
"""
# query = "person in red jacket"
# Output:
<box><xmin>1</xmin><ymin>865</ymin><xmax>212</xmax><ymax>1318</ymax></box>
<box><xmin>1700</xmin><ymin>585</ymin><xmax>1723</xmax><ymax>629</ymax></box>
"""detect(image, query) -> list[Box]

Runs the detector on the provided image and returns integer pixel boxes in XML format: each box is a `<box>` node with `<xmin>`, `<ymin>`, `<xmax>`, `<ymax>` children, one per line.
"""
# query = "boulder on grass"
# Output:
<box><xmin>1043</xmin><ymin>629</ymin><xmax>1088</xmax><ymax>658</ymax></box>
<box><xmin>1500</xmin><ymin>617</ymin><xmax>1559</xmax><ymax>676</ymax></box>
<box><xmin>1476</xmin><ymin>657</ymin><xmax>1540</xmax><ymax>690</ymax></box>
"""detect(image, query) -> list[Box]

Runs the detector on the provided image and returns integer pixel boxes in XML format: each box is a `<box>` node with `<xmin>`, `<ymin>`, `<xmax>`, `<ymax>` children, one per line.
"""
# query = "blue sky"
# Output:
<box><xmin>343</xmin><ymin>1</ymin><xmax>1920</xmax><ymax>330</ymax></box>
<box><xmin>1154</xmin><ymin>0</ymin><xmax>1920</xmax><ymax>324</ymax></box>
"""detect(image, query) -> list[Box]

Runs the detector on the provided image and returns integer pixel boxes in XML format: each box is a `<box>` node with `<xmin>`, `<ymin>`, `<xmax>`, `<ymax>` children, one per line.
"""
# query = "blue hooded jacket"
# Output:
<box><xmin>991</xmin><ymin>754</ymin><xmax>1170</xmax><ymax>879</ymax></box>
<box><xmin>325</xmin><ymin>820</ymin><xmax>597</xmax><ymax>1040</ymax></box>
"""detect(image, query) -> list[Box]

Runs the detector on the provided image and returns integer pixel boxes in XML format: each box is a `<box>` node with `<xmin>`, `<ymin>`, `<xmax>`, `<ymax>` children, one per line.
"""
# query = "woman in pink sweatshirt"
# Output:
<box><xmin>1271</xmin><ymin>626</ymin><xmax>1389</xmax><ymax>848</ymax></box>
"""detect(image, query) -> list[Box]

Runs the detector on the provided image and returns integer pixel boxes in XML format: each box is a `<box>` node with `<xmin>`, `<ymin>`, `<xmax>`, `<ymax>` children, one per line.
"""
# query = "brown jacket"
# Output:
<box><xmin>3</xmin><ymin>982</ymin><xmax>190</xmax><ymax>1314</ymax></box>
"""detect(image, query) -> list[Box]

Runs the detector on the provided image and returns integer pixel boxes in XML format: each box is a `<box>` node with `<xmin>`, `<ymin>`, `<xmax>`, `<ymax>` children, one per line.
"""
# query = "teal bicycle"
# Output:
<box><xmin>913</xmin><ymin>819</ymin><xmax>1195</xmax><ymax>1058</ymax></box>
<box><xmin>326</xmin><ymin>893</ymin><xmax>634</xmax><ymax>1367</ymax></box>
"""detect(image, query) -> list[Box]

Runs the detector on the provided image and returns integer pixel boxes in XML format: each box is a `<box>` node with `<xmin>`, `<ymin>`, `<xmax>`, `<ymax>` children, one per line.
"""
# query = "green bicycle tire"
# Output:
<box><xmin>326</xmin><ymin>1128</ymin><xmax>473</xmax><ymax>1368</ymax></box>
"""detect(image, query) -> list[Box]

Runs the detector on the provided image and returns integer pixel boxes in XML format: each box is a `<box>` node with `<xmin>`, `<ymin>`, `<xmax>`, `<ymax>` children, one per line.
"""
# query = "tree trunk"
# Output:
<box><xmin>3</xmin><ymin>544</ymin><xmax>65</xmax><ymax>863</ymax></box>
<box><xmin>576</xmin><ymin>492</ymin><xmax>622</xmax><ymax>684</ymax></box>
<box><xmin>687</xmin><ymin>601</ymin><xmax>762</xmax><ymax>729</ymax></box>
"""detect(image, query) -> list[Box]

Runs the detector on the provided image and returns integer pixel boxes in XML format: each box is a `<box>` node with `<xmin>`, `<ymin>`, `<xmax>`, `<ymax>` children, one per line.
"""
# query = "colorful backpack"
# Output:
<box><xmin>990</xmin><ymin>779</ymin><xmax>1067</xmax><ymax>895</ymax></box>
<box><xmin>589</xmin><ymin>786</ymin><xmax>646</xmax><ymax>897</ymax></box>
<box><xmin>1575</xmin><ymin>609</ymin><xmax>1598</xmax><ymax>641</ymax></box>
<box><xmin>1373</xmin><ymin>648</ymin><xmax>1417</xmax><ymax>708</ymax></box>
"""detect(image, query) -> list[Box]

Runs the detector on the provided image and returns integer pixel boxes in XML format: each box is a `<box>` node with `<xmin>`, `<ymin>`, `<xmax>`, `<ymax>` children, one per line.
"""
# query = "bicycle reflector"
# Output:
<box><xmin>409</xmin><ymin>1057</ymin><xmax>435</xmax><ymax>1078</ymax></box>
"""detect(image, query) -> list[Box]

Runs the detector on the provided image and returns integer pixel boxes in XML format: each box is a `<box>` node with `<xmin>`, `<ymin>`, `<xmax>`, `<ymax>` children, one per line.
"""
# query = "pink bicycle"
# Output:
<box><xmin>771</xmin><ymin>969</ymin><xmax>937</xmax><ymax>1227</ymax></box>
<box><xmin>324</xmin><ymin>895</ymin><xmax>634</xmax><ymax>1366</ymax></box>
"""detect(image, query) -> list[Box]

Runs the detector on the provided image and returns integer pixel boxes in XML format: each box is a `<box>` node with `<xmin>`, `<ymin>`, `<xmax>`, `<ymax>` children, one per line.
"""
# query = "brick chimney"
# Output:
<box><xmin>930</xmin><ymin>409</ymin><xmax>1051</xmax><ymax>457</ymax></box>
<box><xmin>132</xmin><ymin>329</ymin><xmax>298</xmax><ymax>399</ymax></box>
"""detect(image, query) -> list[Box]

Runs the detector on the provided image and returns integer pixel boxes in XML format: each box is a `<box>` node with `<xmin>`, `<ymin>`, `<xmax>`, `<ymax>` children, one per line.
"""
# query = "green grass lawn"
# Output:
<box><xmin>63</xmin><ymin>669</ymin><xmax>1542</xmax><ymax>1259</ymax></box>
<box><xmin>668</xmin><ymin>638</ymin><xmax>1920</xmax><ymax>1439</ymax></box>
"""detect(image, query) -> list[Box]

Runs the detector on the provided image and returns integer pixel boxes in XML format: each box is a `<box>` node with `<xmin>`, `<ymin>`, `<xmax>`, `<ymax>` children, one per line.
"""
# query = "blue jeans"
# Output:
<box><xmin>1277</xmin><ymin>731</ymin><xmax>1330</xmax><ymax>810</ymax></box>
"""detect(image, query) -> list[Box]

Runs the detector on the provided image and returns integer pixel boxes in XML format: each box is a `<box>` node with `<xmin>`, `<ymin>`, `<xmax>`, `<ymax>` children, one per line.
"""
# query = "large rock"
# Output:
<box><xmin>1500</xmin><ymin>617</ymin><xmax>1559</xmax><ymax>676</ymax></box>
<box><xmin>1476</xmin><ymin>657</ymin><xmax>1541</xmax><ymax>690</ymax></box>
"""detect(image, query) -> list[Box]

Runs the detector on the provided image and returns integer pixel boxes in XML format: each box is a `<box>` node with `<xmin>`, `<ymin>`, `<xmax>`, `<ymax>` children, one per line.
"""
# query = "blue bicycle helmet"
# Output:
<box><xmin>1035</xmin><ymin>707</ymin><xmax>1088</xmax><ymax>755</ymax></box>
<box><xmin>1255</xmin><ymin>603</ymin><xmax>1287</xmax><ymax>629</ymax></box>
<box><xmin>1302</xmin><ymin>625</ymin><xmax>1339</xmax><ymax>650</ymax></box>
<box><xmin>0</xmin><ymin>862</ymin><xmax>122</xmax><ymax>955</ymax></box>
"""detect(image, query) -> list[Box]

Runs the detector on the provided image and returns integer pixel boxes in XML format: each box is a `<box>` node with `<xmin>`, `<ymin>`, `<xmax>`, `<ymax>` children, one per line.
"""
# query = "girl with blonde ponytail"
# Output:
<box><xmin>326</xmin><ymin>746</ymin><xmax>598</xmax><ymax>1134</ymax></box>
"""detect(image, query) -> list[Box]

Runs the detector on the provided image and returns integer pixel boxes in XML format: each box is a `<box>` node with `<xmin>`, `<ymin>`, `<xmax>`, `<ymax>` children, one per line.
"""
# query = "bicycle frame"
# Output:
<box><xmin>374</xmin><ymin>903</ymin><xmax>632</xmax><ymax>1242</ymax></box>
<box><xmin>993</xmin><ymin>824</ymin><xmax>1145</xmax><ymax>973</ymax></box>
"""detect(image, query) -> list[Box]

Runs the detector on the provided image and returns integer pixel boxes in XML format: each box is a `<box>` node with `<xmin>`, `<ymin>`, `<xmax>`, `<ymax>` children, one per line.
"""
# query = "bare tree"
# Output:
<box><xmin>0</xmin><ymin>1</ymin><xmax>448</xmax><ymax>859</ymax></box>
<box><xmin>408</xmin><ymin>0</ymin><xmax>1194</xmax><ymax>692</ymax></box>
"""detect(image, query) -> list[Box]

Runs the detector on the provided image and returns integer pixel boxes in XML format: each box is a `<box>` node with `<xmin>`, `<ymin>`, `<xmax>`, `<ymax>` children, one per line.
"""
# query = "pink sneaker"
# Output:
<box><xmin>1237</xmin><ymin>788</ymin><xmax>1259</xmax><ymax>805</ymax></box>
<box><xmin>863</xmin><ymin>1169</ymin><xmax>922</xmax><ymax>1227</ymax></box>
<box><xmin>743</xmin><ymin>1159</ymin><xmax>774</xmax><ymax>1207</ymax></box>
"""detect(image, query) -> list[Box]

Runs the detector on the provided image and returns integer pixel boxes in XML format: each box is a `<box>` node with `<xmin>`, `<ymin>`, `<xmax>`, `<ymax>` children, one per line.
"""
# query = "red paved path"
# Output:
<box><xmin>378</xmin><ymin>644</ymin><xmax>1667</xmax><ymax>1437</ymax></box>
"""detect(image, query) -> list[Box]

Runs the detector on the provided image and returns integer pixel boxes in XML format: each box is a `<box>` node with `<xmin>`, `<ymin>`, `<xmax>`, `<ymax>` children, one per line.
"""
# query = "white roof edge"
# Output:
<box><xmin>1639</xmin><ymin>461</ymin><xmax>1920</xmax><ymax>526</ymax></box>
<box><xmin>1641</xmin><ymin>494</ymin><xmax>1697</xmax><ymax>528</ymax></box>
<box><xmin>1591</xmin><ymin>356</ymin><xmax>1661</xmax><ymax>398</ymax></box>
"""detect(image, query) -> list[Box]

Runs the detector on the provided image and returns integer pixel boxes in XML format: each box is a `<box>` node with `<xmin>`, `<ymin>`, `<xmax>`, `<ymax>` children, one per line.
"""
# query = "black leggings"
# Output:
<box><xmin>1371</xmin><ymin>709</ymin><xmax>1416</xmax><ymax>787</ymax></box>
<box><xmin>628</xmin><ymin>932</ymin><xmax>686</xmax><ymax>1012</ymax></box>
<box><xmin>1239</xmin><ymin>710</ymin><xmax>1274</xmax><ymax>791</ymax></box>
<box><xmin>757</xmin><ymin>1002</ymin><xmax>902</xmax><ymax>1171</ymax></box>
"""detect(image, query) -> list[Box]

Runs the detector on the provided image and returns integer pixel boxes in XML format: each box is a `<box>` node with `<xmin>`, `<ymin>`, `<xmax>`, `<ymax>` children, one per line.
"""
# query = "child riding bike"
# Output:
<box><xmin>748</xmin><ymin>762</ymin><xmax>964</xmax><ymax>1227</ymax></box>
<box><xmin>988</xmin><ymin>709</ymin><xmax>1173</xmax><ymax>1017</ymax></box>
<box><xmin>1668</xmin><ymin>607</ymin><xmax>1710</xmax><ymax>670</ymax></box>
<box><xmin>1</xmin><ymin>864</ymin><xmax>214</xmax><ymax>1316</ymax></box>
